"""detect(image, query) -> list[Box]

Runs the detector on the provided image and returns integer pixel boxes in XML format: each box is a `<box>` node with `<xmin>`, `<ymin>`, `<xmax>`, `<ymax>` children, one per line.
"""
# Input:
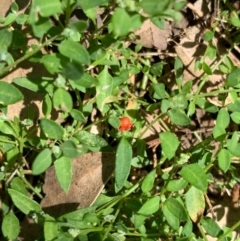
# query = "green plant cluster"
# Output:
<box><xmin>0</xmin><ymin>0</ymin><xmax>240</xmax><ymax>240</ymax></box>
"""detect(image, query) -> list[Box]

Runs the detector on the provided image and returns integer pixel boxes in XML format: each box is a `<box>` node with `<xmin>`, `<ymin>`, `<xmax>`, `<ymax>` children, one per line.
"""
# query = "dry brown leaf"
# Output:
<box><xmin>135</xmin><ymin>19</ymin><xmax>171</xmax><ymax>51</ymax></box>
<box><xmin>41</xmin><ymin>152</ymin><xmax>115</xmax><ymax>217</ymax></box>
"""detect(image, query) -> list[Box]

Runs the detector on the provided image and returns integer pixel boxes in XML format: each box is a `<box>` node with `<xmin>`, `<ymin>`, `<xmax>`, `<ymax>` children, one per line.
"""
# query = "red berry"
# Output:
<box><xmin>119</xmin><ymin>116</ymin><xmax>134</xmax><ymax>131</ymax></box>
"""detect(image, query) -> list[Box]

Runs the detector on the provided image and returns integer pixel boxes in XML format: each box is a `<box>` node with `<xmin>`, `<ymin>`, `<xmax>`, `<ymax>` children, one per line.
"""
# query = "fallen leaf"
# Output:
<box><xmin>41</xmin><ymin>152</ymin><xmax>115</xmax><ymax>217</ymax></box>
<box><xmin>135</xmin><ymin>19</ymin><xmax>171</xmax><ymax>51</ymax></box>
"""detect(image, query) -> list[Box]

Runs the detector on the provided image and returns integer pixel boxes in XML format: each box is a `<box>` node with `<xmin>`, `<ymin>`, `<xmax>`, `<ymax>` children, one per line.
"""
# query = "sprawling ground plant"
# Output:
<box><xmin>0</xmin><ymin>0</ymin><xmax>240</xmax><ymax>240</ymax></box>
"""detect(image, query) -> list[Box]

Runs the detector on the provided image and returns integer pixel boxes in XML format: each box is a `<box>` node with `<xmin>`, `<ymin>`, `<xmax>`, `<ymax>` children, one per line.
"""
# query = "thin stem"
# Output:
<box><xmin>217</xmin><ymin>219</ymin><xmax>240</xmax><ymax>241</ymax></box>
<box><xmin>197</xmin><ymin>223</ymin><xmax>208</xmax><ymax>241</ymax></box>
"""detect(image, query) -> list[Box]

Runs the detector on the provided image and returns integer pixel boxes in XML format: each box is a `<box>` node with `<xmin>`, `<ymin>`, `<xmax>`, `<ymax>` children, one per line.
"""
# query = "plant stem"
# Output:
<box><xmin>217</xmin><ymin>219</ymin><xmax>240</xmax><ymax>241</ymax></box>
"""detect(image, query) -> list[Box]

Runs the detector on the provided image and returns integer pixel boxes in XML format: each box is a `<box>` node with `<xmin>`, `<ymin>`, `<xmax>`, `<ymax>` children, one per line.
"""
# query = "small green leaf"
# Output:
<box><xmin>70</xmin><ymin>72</ymin><xmax>97</xmax><ymax>88</ymax></box>
<box><xmin>79</xmin><ymin>0</ymin><xmax>110</xmax><ymax>10</ymax></box>
<box><xmin>54</xmin><ymin>156</ymin><xmax>72</xmax><ymax>192</ymax></box>
<box><xmin>227</xmin><ymin>132</ymin><xmax>240</xmax><ymax>157</ymax></box>
<box><xmin>201</xmin><ymin>217</ymin><xmax>223</xmax><ymax>237</ymax></box>
<box><xmin>74</xmin><ymin>130</ymin><xmax>108</xmax><ymax>147</ymax></box>
<box><xmin>32</xmin><ymin>148</ymin><xmax>52</xmax><ymax>175</ymax></box>
<box><xmin>31</xmin><ymin>0</ymin><xmax>62</xmax><ymax>18</ymax></box>
<box><xmin>70</xmin><ymin>109</ymin><xmax>86</xmax><ymax>122</ymax></box>
<box><xmin>61</xmin><ymin>140</ymin><xmax>79</xmax><ymax>158</ymax></box>
<box><xmin>44</xmin><ymin>216</ymin><xmax>58</xmax><ymax>240</ymax></box>
<box><xmin>41</xmin><ymin>54</ymin><xmax>61</xmax><ymax>75</ymax></box>
<box><xmin>2</xmin><ymin>212</ymin><xmax>20</xmax><ymax>240</ymax></box>
<box><xmin>218</xmin><ymin>149</ymin><xmax>231</xmax><ymax>173</ymax></box>
<box><xmin>40</xmin><ymin>118</ymin><xmax>64</xmax><ymax>140</ymax></box>
<box><xmin>202</xmin><ymin>62</ymin><xmax>212</xmax><ymax>75</ymax></box>
<box><xmin>11</xmin><ymin>177</ymin><xmax>28</xmax><ymax>196</ymax></box>
<box><xmin>168</xmin><ymin>108</ymin><xmax>191</xmax><ymax>126</ymax></box>
<box><xmin>8</xmin><ymin>189</ymin><xmax>41</xmax><ymax>214</ymax></box>
<box><xmin>133</xmin><ymin>214</ymin><xmax>147</xmax><ymax>229</ymax></box>
<box><xmin>58</xmin><ymin>39</ymin><xmax>90</xmax><ymax>65</ymax></box>
<box><xmin>163</xmin><ymin>202</ymin><xmax>180</xmax><ymax>230</ymax></box>
<box><xmin>185</xmin><ymin>186</ymin><xmax>205</xmax><ymax>222</ymax></box>
<box><xmin>13</xmin><ymin>77</ymin><xmax>54</xmax><ymax>93</ymax></box>
<box><xmin>0</xmin><ymin>81</ymin><xmax>23</xmax><ymax>105</ymax></box>
<box><xmin>96</xmin><ymin>67</ymin><xmax>113</xmax><ymax>112</ymax></box>
<box><xmin>160</xmin><ymin>132</ymin><xmax>180</xmax><ymax>159</ymax></box>
<box><xmin>53</xmin><ymin>88</ymin><xmax>73</xmax><ymax>112</ymax></box>
<box><xmin>115</xmin><ymin>137</ymin><xmax>132</xmax><ymax>192</ymax></box>
<box><xmin>216</xmin><ymin>108</ymin><xmax>229</xmax><ymax>129</ymax></box>
<box><xmin>138</xmin><ymin>196</ymin><xmax>160</xmax><ymax>216</ymax></box>
<box><xmin>152</xmin><ymin>83</ymin><xmax>166</xmax><ymax>99</ymax></box>
<box><xmin>179</xmin><ymin>164</ymin><xmax>208</xmax><ymax>191</ymax></box>
<box><xmin>139</xmin><ymin>0</ymin><xmax>169</xmax><ymax>16</ymax></box>
<box><xmin>230</xmin><ymin>112</ymin><xmax>240</xmax><ymax>124</ymax></box>
<box><xmin>226</xmin><ymin>68</ymin><xmax>240</xmax><ymax>87</ymax></box>
<box><xmin>163</xmin><ymin>197</ymin><xmax>188</xmax><ymax>230</ymax></box>
<box><xmin>42</xmin><ymin>94</ymin><xmax>52</xmax><ymax>117</ymax></box>
<box><xmin>141</xmin><ymin>169</ymin><xmax>156</xmax><ymax>193</ymax></box>
<box><xmin>203</xmin><ymin>30</ymin><xmax>214</xmax><ymax>41</ymax></box>
<box><xmin>111</xmin><ymin>8</ymin><xmax>131</xmax><ymax>37</ymax></box>
<box><xmin>62</xmin><ymin>61</ymin><xmax>84</xmax><ymax>80</ymax></box>
<box><xmin>174</xmin><ymin>57</ymin><xmax>183</xmax><ymax>86</ymax></box>
<box><xmin>166</xmin><ymin>179</ymin><xmax>188</xmax><ymax>192</ymax></box>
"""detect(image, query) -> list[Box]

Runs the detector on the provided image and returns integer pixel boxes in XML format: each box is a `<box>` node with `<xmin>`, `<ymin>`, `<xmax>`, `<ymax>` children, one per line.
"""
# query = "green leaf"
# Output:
<box><xmin>13</xmin><ymin>77</ymin><xmax>54</xmax><ymax>93</ymax></box>
<box><xmin>166</xmin><ymin>179</ymin><xmax>188</xmax><ymax>192</ymax></box>
<box><xmin>141</xmin><ymin>169</ymin><xmax>156</xmax><ymax>193</ymax></box>
<box><xmin>201</xmin><ymin>217</ymin><xmax>223</xmax><ymax>237</ymax></box>
<box><xmin>54</xmin><ymin>156</ymin><xmax>72</xmax><ymax>192</ymax></box>
<box><xmin>152</xmin><ymin>83</ymin><xmax>166</xmax><ymax>99</ymax></box>
<box><xmin>96</xmin><ymin>67</ymin><xmax>113</xmax><ymax>112</ymax></box>
<box><xmin>70</xmin><ymin>72</ymin><xmax>97</xmax><ymax>88</ymax></box>
<box><xmin>70</xmin><ymin>109</ymin><xmax>87</xmax><ymax>122</ymax></box>
<box><xmin>163</xmin><ymin>202</ymin><xmax>180</xmax><ymax>230</ymax></box>
<box><xmin>160</xmin><ymin>132</ymin><xmax>180</xmax><ymax>159</ymax></box>
<box><xmin>74</xmin><ymin>130</ymin><xmax>108</xmax><ymax>147</ymax></box>
<box><xmin>216</xmin><ymin>108</ymin><xmax>230</xmax><ymax>129</ymax></box>
<box><xmin>41</xmin><ymin>53</ymin><xmax>61</xmax><ymax>75</ymax></box>
<box><xmin>44</xmin><ymin>216</ymin><xmax>58</xmax><ymax>241</ymax></box>
<box><xmin>218</xmin><ymin>149</ymin><xmax>231</xmax><ymax>173</ymax></box>
<box><xmin>79</xmin><ymin>0</ymin><xmax>110</xmax><ymax>10</ymax></box>
<box><xmin>227</xmin><ymin>132</ymin><xmax>240</xmax><ymax>157</ymax></box>
<box><xmin>139</xmin><ymin>0</ymin><xmax>169</xmax><ymax>16</ymax></box>
<box><xmin>179</xmin><ymin>163</ymin><xmax>208</xmax><ymax>191</ymax></box>
<box><xmin>204</xmin><ymin>30</ymin><xmax>214</xmax><ymax>41</ymax></box>
<box><xmin>230</xmin><ymin>112</ymin><xmax>240</xmax><ymax>124</ymax></box>
<box><xmin>42</xmin><ymin>94</ymin><xmax>52</xmax><ymax>117</ymax></box>
<box><xmin>115</xmin><ymin>137</ymin><xmax>132</xmax><ymax>192</ymax></box>
<box><xmin>31</xmin><ymin>0</ymin><xmax>62</xmax><ymax>18</ymax></box>
<box><xmin>138</xmin><ymin>196</ymin><xmax>160</xmax><ymax>216</ymax></box>
<box><xmin>110</xmin><ymin>8</ymin><xmax>130</xmax><ymax>37</ymax></box>
<box><xmin>11</xmin><ymin>177</ymin><xmax>28</xmax><ymax>196</ymax></box>
<box><xmin>0</xmin><ymin>28</ymin><xmax>13</xmax><ymax>50</ymax></box>
<box><xmin>174</xmin><ymin>57</ymin><xmax>183</xmax><ymax>86</ymax></box>
<box><xmin>226</xmin><ymin>68</ymin><xmax>240</xmax><ymax>87</ymax></box>
<box><xmin>53</xmin><ymin>88</ymin><xmax>73</xmax><ymax>112</ymax></box>
<box><xmin>0</xmin><ymin>81</ymin><xmax>23</xmax><ymax>105</ymax></box>
<box><xmin>133</xmin><ymin>214</ymin><xmax>147</xmax><ymax>229</ymax></box>
<box><xmin>202</xmin><ymin>62</ymin><xmax>212</xmax><ymax>75</ymax></box>
<box><xmin>168</xmin><ymin>108</ymin><xmax>191</xmax><ymax>126</ymax></box>
<box><xmin>58</xmin><ymin>39</ymin><xmax>90</xmax><ymax>65</ymax></box>
<box><xmin>185</xmin><ymin>186</ymin><xmax>205</xmax><ymax>222</ymax></box>
<box><xmin>62</xmin><ymin>60</ymin><xmax>84</xmax><ymax>80</ymax></box>
<box><xmin>8</xmin><ymin>189</ymin><xmax>41</xmax><ymax>214</ymax></box>
<box><xmin>163</xmin><ymin>197</ymin><xmax>188</xmax><ymax>230</ymax></box>
<box><xmin>30</xmin><ymin>16</ymin><xmax>52</xmax><ymax>38</ymax></box>
<box><xmin>40</xmin><ymin>118</ymin><xmax>64</xmax><ymax>140</ymax></box>
<box><xmin>32</xmin><ymin>148</ymin><xmax>52</xmax><ymax>175</ymax></box>
<box><xmin>61</xmin><ymin>140</ymin><xmax>79</xmax><ymax>158</ymax></box>
<box><xmin>2</xmin><ymin>212</ymin><xmax>20</xmax><ymax>240</ymax></box>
